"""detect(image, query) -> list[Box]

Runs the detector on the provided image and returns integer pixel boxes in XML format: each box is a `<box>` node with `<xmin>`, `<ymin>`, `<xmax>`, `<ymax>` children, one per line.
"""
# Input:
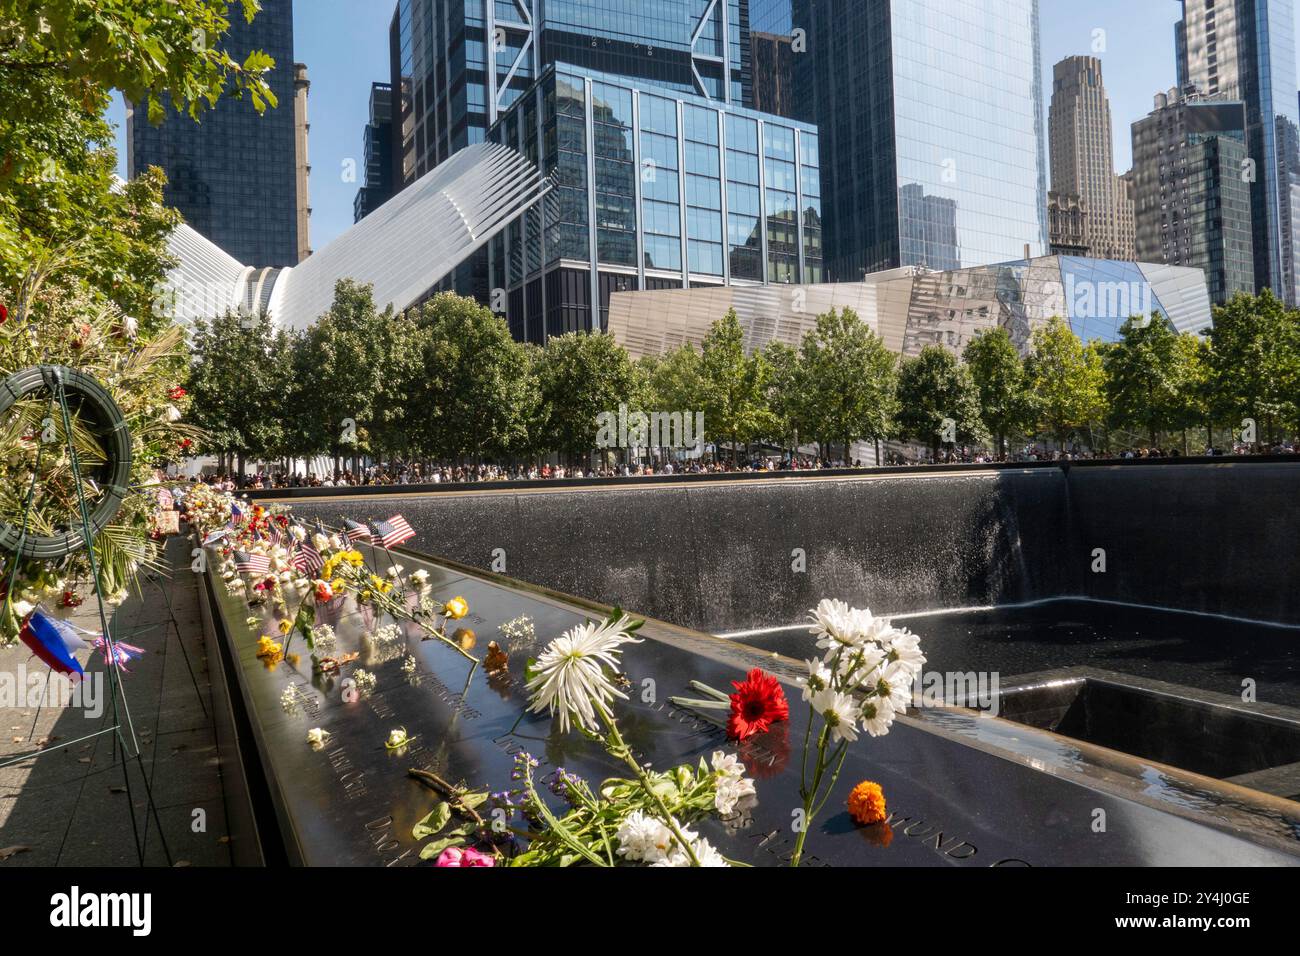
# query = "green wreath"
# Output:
<box><xmin>0</xmin><ymin>365</ymin><xmax>132</xmax><ymax>559</ymax></box>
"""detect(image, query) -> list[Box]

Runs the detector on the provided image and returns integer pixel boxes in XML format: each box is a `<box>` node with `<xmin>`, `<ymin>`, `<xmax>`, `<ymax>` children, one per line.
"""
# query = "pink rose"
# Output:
<box><xmin>435</xmin><ymin>846</ymin><xmax>495</xmax><ymax>867</ymax></box>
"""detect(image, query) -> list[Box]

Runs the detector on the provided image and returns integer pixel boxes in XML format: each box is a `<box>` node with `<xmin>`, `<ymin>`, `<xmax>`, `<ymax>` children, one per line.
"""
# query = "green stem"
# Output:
<box><xmin>791</xmin><ymin>724</ymin><xmax>829</xmax><ymax>868</ymax></box>
<box><xmin>602</xmin><ymin>712</ymin><xmax>701</xmax><ymax>867</ymax></box>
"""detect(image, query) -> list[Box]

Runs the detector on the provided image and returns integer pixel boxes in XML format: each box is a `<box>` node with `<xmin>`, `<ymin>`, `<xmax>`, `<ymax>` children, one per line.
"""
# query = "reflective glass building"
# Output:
<box><xmin>487</xmin><ymin>64</ymin><xmax>821</xmax><ymax>341</ymax></box>
<box><xmin>386</xmin><ymin>0</ymin><xmax>758</xmax><ymax>306</ymax></box>
<box><xmin>389</xmin><ymin>0</ymin><xmax>753</xmax><ymax>189</ymax></box>
<box><xmin>1176</xmin><ymin>0</ymin><xmax>1300</xmax><ymax>304</ymax></box>
<box><xmin>127</xmin><ymin>0</ymin><xmax>304</xmax><ymax>267</ymax></box>
<box><xmin>791</xmin><ymin>0</ymin><xmax>1049</xmax><ymax>279</ymax></box>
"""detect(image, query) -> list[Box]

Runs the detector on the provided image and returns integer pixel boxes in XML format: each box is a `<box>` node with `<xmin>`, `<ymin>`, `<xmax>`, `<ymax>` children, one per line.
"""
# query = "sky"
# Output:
<box><xmin>106</xmin><ymin>2</ymin><xmax>1218</xmax><ymax>250</ymax></box>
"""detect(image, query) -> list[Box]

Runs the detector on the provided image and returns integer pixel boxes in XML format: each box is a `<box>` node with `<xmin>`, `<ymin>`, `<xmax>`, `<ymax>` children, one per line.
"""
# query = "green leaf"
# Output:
<box><xmin>411</xmin><ymin>801</ymin><xmax>452</xmax><ymax>840</ymax></box>
<box><xmin>459</xmin><ymin>790</ymin><xmax>489</xmax><ymax>811</ymax></box>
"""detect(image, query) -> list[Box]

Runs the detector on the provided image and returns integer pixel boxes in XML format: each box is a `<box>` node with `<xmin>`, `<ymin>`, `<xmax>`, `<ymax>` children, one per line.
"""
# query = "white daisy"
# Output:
<box><xmin>812</xmin><ymin>688</ymin><xmax>860</xmax><ymax>744</ymax></box>
<box><xmin>873</xmin><ymin>659</ymin><xmax>916</xmax><ymax>714</ymax></box>
<box><xmin>885</xmin><ymin>626</ymin><xmax>927</xmax><ymax>675</ymax></box>
<box><xmin>525</xmin><ymin>617</ymin><xmax>642</xmax><ymax>734</ymax></box>
<box><xmin>859</xmin><ymin>697</ymin><xmax>897</xmax><ymax>737</ymax></box>
<box><xmin>808</xmin><ymin>598</ymin><xmax>863</xmax><ymax>650</ymax></box>
<box><xmin>797</xmin><ymin>658</ymin><xmax>834</xmax><ymax>703</ymax></box>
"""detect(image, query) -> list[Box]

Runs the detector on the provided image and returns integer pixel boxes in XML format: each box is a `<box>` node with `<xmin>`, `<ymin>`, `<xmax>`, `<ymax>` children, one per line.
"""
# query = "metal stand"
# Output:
<box><xmin>0</xmin><ymin>369</ymin><xmax>172</xmax><ymax>866</ymax></box>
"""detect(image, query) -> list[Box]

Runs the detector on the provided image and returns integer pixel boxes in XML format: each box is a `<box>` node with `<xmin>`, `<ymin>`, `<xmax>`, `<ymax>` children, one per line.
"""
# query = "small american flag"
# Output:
<box><xmin>372</xmin><ymin>515</ymin><xmax>415</xmax><ymax>548</ymax></box>
<box><xmin>344</xmin><ymin>518</ymin><xmax>372</xmax><ymax>542</ymax></box>
<box><xmin>293</xmin><ymin>539</ymin><xmax>323</xmax><ymax>575</ymax></box>
<box><xmin>233</xmin><ymin>550</ymin><xmax>270</xmax><ymax>575</ymax></box>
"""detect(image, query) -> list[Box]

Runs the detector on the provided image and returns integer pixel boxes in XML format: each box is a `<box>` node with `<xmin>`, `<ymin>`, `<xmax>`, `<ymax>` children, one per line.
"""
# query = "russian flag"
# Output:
<box><xmin>19</xmin><ymin>610</ymin><xmax>86</xmax><ymax>679</ymax></box>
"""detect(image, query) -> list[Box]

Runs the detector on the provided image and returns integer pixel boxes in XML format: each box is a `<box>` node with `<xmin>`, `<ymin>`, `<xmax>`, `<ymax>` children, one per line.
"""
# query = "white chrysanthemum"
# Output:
<box><xmin>690</xmin><ymin>837</ymin><xmax>730</xmax><ymax>867</ymax></box>
<box><xmin>615</xmin><ymin>810</ymin><xmax>675</xmax><ymax>863</ymax></box>
<box><xmin>858</xmin><ymin>698</ymin><xmax>896</xmax><ymax>737</ymax></box>
<box><xmin>312</xmin><ymin>533</ymin><xmax>329</xmax><ymax>552</ymax></box>
<box><xmin>886</xmin><ymin>626</ymin><xmax>927</xmax><ymax>675</ymax></box>
<box><xmin>873</xmin><ymin>659</ymin><xmax>915</xmax><ymax>714</ymax></box>
<box><xmin>812</xmin><ymin>688</ymin><xmax>860</xmax><ymax>744</ymax></box>
<box><xmin>290</xmin><ymin>525</ymin><xmax>306</xmax><ymax>541</ymax></box>
<box><xmin>833</xmin><ymin>644</ymin><xmax>886</xmax><ymax>688</ymax></box>
<box><xmin>797</xmin><ymin>658</ymin><xmax>834</xmax><ymax>703</ymax></box>
<box><xmin>651</xmin><ymin>834</ymin><xmax>727</xmax><ymax>867</ymax></box>
<box><xmin>526</xmin><ymin>618</ymin><xmax>642</xmax><ymax>733</ymax></box>
<box><xmin>808</xmin><ymin>598</ymin><xmax>864</xmax><ymax>650</ymax></box>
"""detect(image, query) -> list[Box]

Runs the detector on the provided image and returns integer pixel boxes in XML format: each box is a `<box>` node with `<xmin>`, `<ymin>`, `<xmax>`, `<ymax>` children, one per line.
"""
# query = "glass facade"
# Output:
<box><xmin>488</xmin><ymin>64</ymin><xmax>821</xmax><ymax>341</ymax></box>
<box><xmin>391</xmin><ymin>0</ymin><xmax>754</xmax><ymax>192</ymax></box>
<box><xmin>792</xmin><ymin>0</ymin><xmax>1048</xmax><ymax>280</ymax></box>
<box><xmin>1176</xmin><ymin>0</ymin><xmax>1300</xmax><ymax>305</ymax></box>
<box><xmin>128</xmin><ymin>0</ymin><xmax>302</xmax><ymax>267</ymax></box>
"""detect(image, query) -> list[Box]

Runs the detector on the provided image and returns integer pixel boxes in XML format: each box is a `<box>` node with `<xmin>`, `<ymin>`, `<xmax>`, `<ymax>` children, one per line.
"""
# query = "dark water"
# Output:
<box><xmin>728</xmin><ymin>598</ymin><xmax>1300</xmax><ymax>709</ymax></box>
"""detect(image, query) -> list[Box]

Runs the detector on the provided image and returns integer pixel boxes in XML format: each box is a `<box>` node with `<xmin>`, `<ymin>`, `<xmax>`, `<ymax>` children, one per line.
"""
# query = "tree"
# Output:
<box><xmin>1171</xmin><ymin>331</ymin><xmax>1214</xmax><ymax>453</ymax></box>
<box><xmin>1207</xmin><ymin>290</ymin><xmax>1300</xmax><ymax>447</ymax></box>
<box><xmin>699</xmin><ymin>309</ymin><xmax>774</xmax><ymax>463</ymax></box>
<box><xmin>299</xmin><ymin>280</ymin><xmax>391</xmax><ymax>474</ymax></box>
<box><xmin>1024</xmin><ymin>316</ymin><xmax>1105</xmax><ymax>449</ymax></box>
<box><xmin>1103</xmin><ymin>314</ymin><xmax>1182</xmax><ymax>447</ymax></box>
<box><xmin>411</xmin><ymin>293</ymin><xmax>536</xmax><ymax>464</ymax></box>
<box><xmin>962</xmin><ymin>327</ymin><xmax>1032</xmax><ymax>456</ymax></box>
<box><xmin>536</xmin><ymin>331</ymin><xmax>638</xmax><ymax>464</ymax></box>
<box><xmin>761</xmin><ymin>340</ymin><xmax>804</xmax><ymax>455</ymax></box>
<box><xmin>1</xmin><ymin>0</ymin><xmax>277</xmax><ymax>302</ymax></box>
<box><xmin>187</xmin><ymin>309</ymin><xmax>290</xmax><ymax>474</ymax></box>
<box><xmin>894</xmin><ymin>345</ymin><xmax>985</xmax><ymax>459</ymax></box>
<box><xmin>797</xmin><ymin>307</ymin><xmax>896</xmax><ymax>462</ymax></box>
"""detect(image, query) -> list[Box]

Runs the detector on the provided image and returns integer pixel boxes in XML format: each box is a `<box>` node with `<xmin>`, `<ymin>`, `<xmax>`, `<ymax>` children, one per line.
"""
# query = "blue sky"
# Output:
<box><xmin>107</xmin><ymin>2</ymin><xmax>1214</xmax><ymax>250</ymax></box>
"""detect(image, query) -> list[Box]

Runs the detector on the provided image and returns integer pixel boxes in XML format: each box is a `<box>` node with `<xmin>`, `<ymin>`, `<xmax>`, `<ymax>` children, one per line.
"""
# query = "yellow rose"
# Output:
<box><xmin>277</xmin><ymin>618</ymin><xmax>293</xmax><ymax>635</ymax></box>
<box><xmin>443</xmin><ymin>596</ymin><xmax>469</xmax><ymax>620</ymax></box>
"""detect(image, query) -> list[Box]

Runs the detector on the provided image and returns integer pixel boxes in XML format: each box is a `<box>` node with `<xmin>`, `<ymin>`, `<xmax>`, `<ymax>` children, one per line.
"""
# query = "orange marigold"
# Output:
<box><xmin>847</xmin><ymin>780</ymin><xmax>887</xmax><ymax>825</ymax></box>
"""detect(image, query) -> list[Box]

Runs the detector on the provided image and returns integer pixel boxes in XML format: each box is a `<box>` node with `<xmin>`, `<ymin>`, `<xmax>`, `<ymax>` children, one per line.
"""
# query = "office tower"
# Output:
<box><xmin>750</xmin><ymin>31</ymin><xmax>795</xmax><ymax>119</ymax></box>
<box><xmin>127</xmin><ymin>0</ymin><xmax>305</xmax><ymax>267</ymax></box>
<box><xmin>487</xmin><ymin>65</ymin><xmax>821</xmax><ymax>341</ymax></box>
<box><xmin>353</xmin><ymin>83</ymin><xmax>395</xmax><ymax>223</ymax></box>
<box><xmin>1131</xmin><ymin>90</ymin><xmax>1255</xmax><ymax>303</ymax></box>
<box><xmin>293</xmin><ymin>63</ymin><xmax>312</xmax><ymax>260</ymax></box>
<box><xmin>1048</xmin><ymin>56</ymin><xmax>1134</xmax><ymax>259</ymax></box>
<box><xmin>1048</xmin><ymin>191</ymin><xmax>1090</xmax><ymax>256</ymax></box>
<box><xmin>791</xmin><ymin>0</ymin><xmax>1048</xmax><ymax>280</ymax></box>
<box><xmin>1175</xmin><ymin>0</ymin><xmax>1300</xmax><ymax>303</ymax></box>
<box><xmin>389</xmin><ymin>0</ymin><xmax>753</xmax><ymax>190</ymax></box>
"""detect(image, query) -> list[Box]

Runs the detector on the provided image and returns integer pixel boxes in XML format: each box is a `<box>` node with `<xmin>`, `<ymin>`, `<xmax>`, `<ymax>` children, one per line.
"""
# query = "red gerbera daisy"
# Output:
<box><xmin>727</xmin><ymin>668</ymin><xmax>790</xmax><ymax>741</ymax></box>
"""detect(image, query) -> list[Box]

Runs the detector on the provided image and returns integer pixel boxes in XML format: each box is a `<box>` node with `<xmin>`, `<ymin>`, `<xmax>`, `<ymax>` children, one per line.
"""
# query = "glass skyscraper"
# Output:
<box><xmin>389</xmin><ymin>0</ymin><xmax>753</xmax><ymax>189</ymax></box>
<box><xmin>1175</xmin><ymin>0</ymin><xmax>1300</xmax><ymax>305</ymax></box>
<box><xmin>791</xmin><ymin>0</ymin><xmax>1049</xmax><ymax>280</ymax></box>
<box><xmin>487</xmin><ymin>64</ymin><xmax>821</xmax><ymax>341</ymax></box>
<box><xmin>127</xmin><ymin>0</ymin><xmax>305</xmax><ymax>267</ymax></box>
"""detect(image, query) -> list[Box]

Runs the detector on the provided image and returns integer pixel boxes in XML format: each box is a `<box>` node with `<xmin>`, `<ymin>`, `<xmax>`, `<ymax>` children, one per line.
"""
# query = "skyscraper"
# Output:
<box><xmin>486</xmin><ymin>64</ymin><xmax>821</xmax><ymax>340</ymax></box>
<box><xmin>353</xmin><ymin>83</ymin><xmax>395</xmax><ymax>223</ymax></box>
<box><xmin>1131</xmin><ymin>90</ymin><xmax>1255</xmax><ymax>304</ymax></box>
<box><xmin>384</xmin><ymin>1</ymin><xmax>757</xmax><ymax>306</ymax></box>
<box><xmin>791</xmin><ymin>0</ymin><xmax>1048</xmax><ymax>279</ymax></box>
<box><xmin>127</xmin><ymin>0</ymin><xmax>306</xmax><ymax>267</ymax></box>
<box><xmin>1048</xmin><ymin>56</ymin><xmax>1135</xmax><ymax>260</ymax></box>
<box><xmin>389</xmin><ymin>0</ymin><xmax>753</xmax><ymax>190</ymax></box>
<box><xmin>1175</xmin><ymin>0</ymin><xmax>1300</xmax><ymax>304</ymax></box>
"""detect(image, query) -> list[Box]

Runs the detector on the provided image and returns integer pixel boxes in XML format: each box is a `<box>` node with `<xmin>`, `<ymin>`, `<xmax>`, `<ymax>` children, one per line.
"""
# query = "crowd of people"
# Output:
<box><xmin>184</xmin><ymin>441</ymin><xmax>1297</xmax><ymax>491</ymax></box>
